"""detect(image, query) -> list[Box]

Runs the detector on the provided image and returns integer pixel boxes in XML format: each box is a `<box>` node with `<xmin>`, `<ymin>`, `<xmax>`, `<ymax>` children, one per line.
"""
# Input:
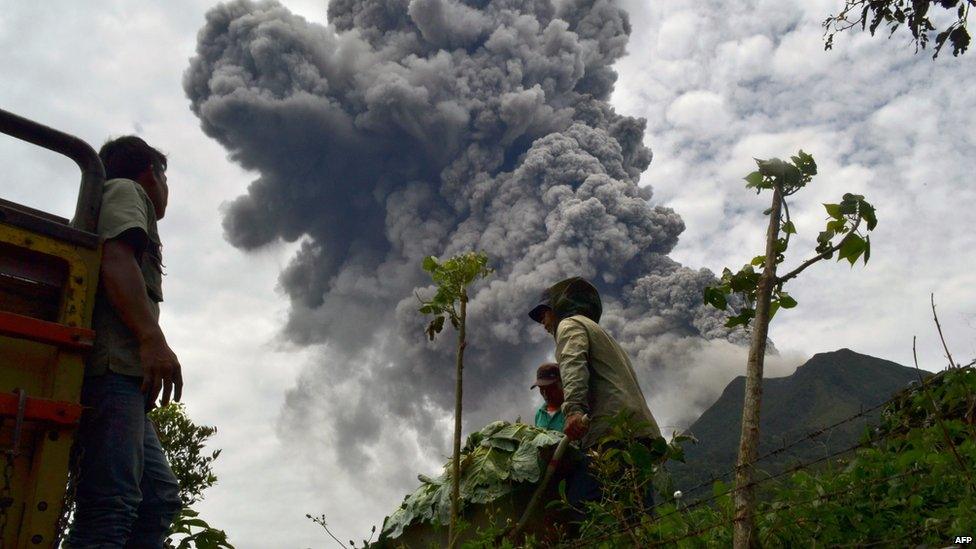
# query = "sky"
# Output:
<box><xmin>0</xmin><ymin>0</ymin><xmax>973</xmax><ymax>547</ymax></box>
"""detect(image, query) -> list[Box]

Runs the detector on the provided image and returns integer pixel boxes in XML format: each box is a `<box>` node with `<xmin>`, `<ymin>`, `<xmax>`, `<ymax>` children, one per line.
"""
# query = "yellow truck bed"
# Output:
<box><xmin>0</xmin><ymin>108</ymin><xmax>104</xmax><ymax>547</ymax></box>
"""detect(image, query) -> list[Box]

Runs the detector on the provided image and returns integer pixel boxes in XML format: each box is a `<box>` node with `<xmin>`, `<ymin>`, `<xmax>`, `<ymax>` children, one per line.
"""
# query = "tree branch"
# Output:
<box><xmin>930</xmin><ymin>293</ymin><xmax>957</xmax><ymax>368</ymax></box>
<box><xmin>780</xmin><ymin>195</ymin><xmax>792</xmax><ymax>251</ymax></box>
<box><xmin>776</xmin><ymin>217</ymin><xmax>861</xmax><ymax>285</ymax></box>
<box><xmin>912</xmin><ymin>336</ymin><xmax>976</xmax><ymax>492</ymax></box>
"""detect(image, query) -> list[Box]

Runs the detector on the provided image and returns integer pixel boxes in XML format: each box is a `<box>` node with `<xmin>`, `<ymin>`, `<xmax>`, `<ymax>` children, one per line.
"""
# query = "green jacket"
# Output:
<box><xmin>543</xmin><ymin>277</ymin><xmax>659</xmax><ymax>448</ymax></box>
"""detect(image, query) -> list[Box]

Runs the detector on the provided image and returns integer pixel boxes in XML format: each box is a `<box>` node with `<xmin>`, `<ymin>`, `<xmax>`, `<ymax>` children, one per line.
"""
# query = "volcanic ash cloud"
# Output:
<box><xmin>184</xmin><ymin>0</ymin><xmax>751</xmax><ymax>474</ymax></box>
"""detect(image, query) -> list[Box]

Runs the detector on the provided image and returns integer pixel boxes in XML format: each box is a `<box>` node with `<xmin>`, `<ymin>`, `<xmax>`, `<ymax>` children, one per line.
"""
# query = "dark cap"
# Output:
<box><xmin>528</xmin><ymin>289</ymin><xmax>551</xmax><ymax>323</ymax></box>
<box><xmin>530</xmin><ymin>363</ymin><xmax>560</xmax><ymax>388</ymax></box>
<box><xmin>529</xmin><ymin>277</ymin><xmax>602</xmax><ymax>325</ymax></box>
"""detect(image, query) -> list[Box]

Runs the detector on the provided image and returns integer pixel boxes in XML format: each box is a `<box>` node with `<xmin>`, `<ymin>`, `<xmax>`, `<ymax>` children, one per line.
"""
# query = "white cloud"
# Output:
<box><xmin>655</xmin><ymin>11</ymin><xmax>700</xmax><ymax>60</ymax></box>
<box><xmin>771</xmin><ymin>27</ymin><xmax>832</xmax><ymax>82</ymax></box>
<box><xmin>715</xmin><ymin>34</ymin><xmax>775</xmax><ymax>83</ymax></box>
<box><xmin>666</xmin><ymin>90</ymin><xmax>732</xmax><ymax>138</ymax></box>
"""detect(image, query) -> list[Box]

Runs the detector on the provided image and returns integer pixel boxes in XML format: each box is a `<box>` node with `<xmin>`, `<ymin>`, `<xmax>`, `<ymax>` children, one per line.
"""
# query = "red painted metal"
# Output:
<box><xmin>0</xmin><ymin>392</ymin><xmax>83</xmax><ymax>426</ymax></box>
<box><xmin>0</xmin><ymin>311</ymin><xmax>94</xmax><ymax>349</ymax></box>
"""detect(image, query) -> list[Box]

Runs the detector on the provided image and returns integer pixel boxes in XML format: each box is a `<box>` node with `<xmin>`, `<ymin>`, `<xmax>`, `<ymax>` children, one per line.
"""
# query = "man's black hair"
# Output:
<box><xmin>98</xmin><ymin>136</ymin><xmax>167</xmax><ymax>181</ymax></box>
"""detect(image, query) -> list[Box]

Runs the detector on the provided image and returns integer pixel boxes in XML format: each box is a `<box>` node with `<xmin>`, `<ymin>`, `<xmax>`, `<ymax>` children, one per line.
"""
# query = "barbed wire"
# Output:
<box><xmin>551</xmin><ymin>366</ymin><xmax>970</xmax><ymax>548</ymax></box>
<box><xmin>673</xmin><ymin>364</ymin><xmax>955</xmax><ymax>499</ymax></box>
<box><xmin>644</xmin><ymin>470</ymin><xmax>917</xmax><ymax>547</ymax></box>
<box><xmin>555</xmin><ymin>430</ymin><xmax>885</xmax><ymax>548</ymax></box>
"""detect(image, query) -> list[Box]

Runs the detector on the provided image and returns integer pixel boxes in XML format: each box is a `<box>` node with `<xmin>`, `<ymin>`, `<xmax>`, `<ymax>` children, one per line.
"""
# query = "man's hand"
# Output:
<box><xmin>564</xmin><ymin>412</ymin><xmax>590</xmax><ymax>441</ymax></box>
<box><xmin>139</xmin><ymin>330</ymin><xmax>183</xmax><ymax>410</ymax></box>
<box><xmin>101</xmin><ymin>236</ymin><xmax>184</xmax><ymax>411</ymax></box>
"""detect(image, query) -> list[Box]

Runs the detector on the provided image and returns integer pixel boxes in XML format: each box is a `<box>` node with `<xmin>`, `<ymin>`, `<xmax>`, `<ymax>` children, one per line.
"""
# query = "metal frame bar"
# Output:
<box><xmin>0</xmin><ymin>312</ymin><xmax>94</xmax><ymax>350</ymax></box>
<box><xmin>0</xmin><ymin>391</ymin><xmax>83</xmax><ymax>430</ymax></box>
<box><xmin>0</xmin><ymin>108</ymin><xmax>105</xmax><ymax>233</ymax></box>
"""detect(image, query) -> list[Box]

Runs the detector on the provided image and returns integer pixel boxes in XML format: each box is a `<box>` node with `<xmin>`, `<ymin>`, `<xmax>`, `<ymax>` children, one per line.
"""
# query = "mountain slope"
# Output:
<box><xmin>670</xmin><ymin>348</ymin><xmax>925</xmax><ymax>494</ymax></box>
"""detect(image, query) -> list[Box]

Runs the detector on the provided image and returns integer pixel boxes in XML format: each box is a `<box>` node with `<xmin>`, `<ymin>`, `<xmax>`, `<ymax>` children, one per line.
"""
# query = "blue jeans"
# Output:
<box><xmin>67</xmin><ymin>373</ymin><xmax>181</xmax><ymax>548</ymax></box>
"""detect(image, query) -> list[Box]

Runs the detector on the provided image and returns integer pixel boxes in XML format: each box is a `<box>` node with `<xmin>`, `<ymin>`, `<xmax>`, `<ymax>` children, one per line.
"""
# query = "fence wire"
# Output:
<box><xmin>670</xmin><ymin>365</ymin><xmax>953</xmax><ymax>499</ymax></box>
<box><xmin>550</xmin><ymin>365</ymin><xmax>967</xmax><ymax>548</ymax></box>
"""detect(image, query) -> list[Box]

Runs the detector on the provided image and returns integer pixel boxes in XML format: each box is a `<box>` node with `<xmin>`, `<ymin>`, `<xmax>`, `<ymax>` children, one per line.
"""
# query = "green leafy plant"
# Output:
<box><xmin>150</xmin><ymin>402</ymin><xmax>221</xmax><ymax>506</ymax></box>
<box><xmin>543</xmin><ymin>412</ymin><xmax>698</xmax><ymax>547</ymax></box>
<box><xmin>167</xmin><ymin>508</ymin><xmax>233</xmax><ymax>549</ymax></box>
<box><xmin>540</xmin><ymin>364</ymin><xmax>975</xmax><ymax>548</ymax></box>
<box><xmin>149</xmin><ymin>403</ymin><xmax>233</xmax><ymax>549</ymax></box>
<box><xmin>702</xmin><ymin>151</ymin><xmax>878</xmax><ymax>547</ymax></box>
<box><xmin>379</xmin><ymin>421</ymin><xmax>568</xmax><ymax>541</ymax></box>
<box><xmin>417</xmin><ymin>251</ymin><xmax>492</xmax><ymax>548</ymax></box>
<box><xmin>823</xmin><ymin>0</ymin><xmax>972</xmax><ymax>58</ymax></box>
<box><xmin>758</xmin><ymin>366</ymin><xmax>976</xmax><ymax>546</ymax></box>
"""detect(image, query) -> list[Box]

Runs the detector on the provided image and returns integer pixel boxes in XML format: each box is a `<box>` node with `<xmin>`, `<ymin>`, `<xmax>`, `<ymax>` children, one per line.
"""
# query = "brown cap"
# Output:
<box><xmin>530</xmin><ymin>363</ymin><xmax>560</xmax><ymax>389</ymax></box>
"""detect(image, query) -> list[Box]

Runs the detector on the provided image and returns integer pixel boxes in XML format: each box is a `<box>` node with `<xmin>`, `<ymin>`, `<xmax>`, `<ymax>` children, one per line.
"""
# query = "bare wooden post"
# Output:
<box><xmin>448</xmin><ymin>292</ymin><xmax>467</xmax><ymax>548</ymax></box>
<box><xmin>733</xmin><ymin>185</ymin><xmax>782</xmax><ymax>549</ymax></box>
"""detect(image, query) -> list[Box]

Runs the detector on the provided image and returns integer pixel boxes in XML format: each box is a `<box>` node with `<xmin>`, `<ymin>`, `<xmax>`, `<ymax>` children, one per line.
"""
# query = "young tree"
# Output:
<box><xmin>150</xmin><ymin>403</ymin><xmax>221</xmax><ymax>506</ymax></box>
<box><xmin>417</xmin><ymin>251</ymin><xmax>492</xmax><ymax>548</ymax></box>
<box><xmin>703</xmin><ymin>151</ymin><xmax>878</xmax><ymax>548</ymax></box>
<box><xmin>149</xmin><ymin>403</ymin><xmax>233</xmax><ymax>549</ymax></box>
<box><xmin>823</xmin><ymin>0</ymin><xmax>972</xmax><ymax>58</ymax></box>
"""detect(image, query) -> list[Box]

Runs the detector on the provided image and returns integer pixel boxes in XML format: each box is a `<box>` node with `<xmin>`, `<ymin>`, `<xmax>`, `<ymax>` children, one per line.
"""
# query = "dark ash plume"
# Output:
<box><xmin>185</xmin><ymin>0</ymin><xmax>747</xmax><ymax>476</ymax></box>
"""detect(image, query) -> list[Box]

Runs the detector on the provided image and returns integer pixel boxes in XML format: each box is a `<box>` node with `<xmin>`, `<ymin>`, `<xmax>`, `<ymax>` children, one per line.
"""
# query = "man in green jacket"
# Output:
<box><xmin>529</xmin><ymin>276</ymin><xmax>660</xmax><ymax>507</ymax></box>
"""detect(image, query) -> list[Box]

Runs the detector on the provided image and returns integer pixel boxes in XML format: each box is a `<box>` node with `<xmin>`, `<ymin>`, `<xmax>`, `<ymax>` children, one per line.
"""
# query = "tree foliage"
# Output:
<box><xmin>379</xmin><ymin>422</ymin><xmax>567</xmax><ymax>541</ymax></box>
<box><xmin>703</xmin><ymin>151</ymin><xmax>878</xmax><ymax>330</ymax></box>
<box><xmin>150</xmin><ymin>402</ymin><xmax>221</xmax><ymax>506</ymax></box>
<box><xmin>418</xmin><ymin>252</ymin><xmax>493</xmax><ymax>341</ymax></box>
<box><xmin>149</xmin><ymin>403</ymin><xmax>233</xmax><ymax>549</ymax></box>
<box><xmin>823</xmin><ymin>0</ymin><xmax>973</xmax><ymax>58</ymax></box>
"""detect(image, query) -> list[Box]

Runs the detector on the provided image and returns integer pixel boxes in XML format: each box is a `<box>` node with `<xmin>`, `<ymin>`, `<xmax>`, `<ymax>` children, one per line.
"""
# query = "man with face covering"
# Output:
<box><xmin>529</xmin><ymin>277</ymin><xmax>661</xmax><ymax>506</ymax></box>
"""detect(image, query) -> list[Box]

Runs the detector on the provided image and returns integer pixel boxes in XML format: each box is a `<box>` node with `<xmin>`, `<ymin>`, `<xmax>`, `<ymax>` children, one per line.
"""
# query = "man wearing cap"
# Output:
<box><xmin>531</xmin><ymin>363</ymin><xmax>566</xmax><ymax>432</ymax></box>
<box><xmin>529</xmin><ymin>276</ymin><xmax>661</xmax><ymax>508</ymax></box>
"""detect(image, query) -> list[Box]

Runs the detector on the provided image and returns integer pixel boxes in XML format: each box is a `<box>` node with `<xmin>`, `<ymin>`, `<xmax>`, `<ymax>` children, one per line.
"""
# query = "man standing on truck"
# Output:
<box><xmin>528</xmin><ymin>276</ymin><xmax>660</xmax><ymax>508</ymax></box>
<box><xmin>68</xmin><ymin>136</ymin><xmax>183</xmax><ymax>548</ymax></box>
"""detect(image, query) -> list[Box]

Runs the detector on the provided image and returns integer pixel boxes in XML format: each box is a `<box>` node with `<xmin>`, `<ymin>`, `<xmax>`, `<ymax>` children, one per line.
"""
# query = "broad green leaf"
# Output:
<box><xmin>782</xmin><ymin>164</ymin><xmax>801</xmax><ymax>187</ymax></box>
<box><xmin>425</xmin><ymin>315</ymin><xmax>445</xmax><ymax>341</ymax></box>
<box><xmin>824</xmin><ymin>203</ymin><xmax>842</xmax><ymax>219</ymax></box>
<box><xmin>782</xmin><ymin>221</ymin><xmax>797</xmax><ymax>234</ymax></box>
<box><xmin>422</xmin><ymin>256</ymin><xmax>439</xmax><ymax>273</ymax></box>
<box><xmin>628</xmin><ymin>442</ymin><xmax>656</xmax><ymax>475</ymax></box>
<box><xmin>381</xmin><ymin>420</ymin><xmax>572</xmax><ymax>540</ymax></box>
<box><xmin>744</xmin><ymin>171</ymin><xmax>764</xmax><ymax>189</ymax></box>
<box><xmin>508</xmin><ymin>446</ymin><xmax>539</xmax><ymax>483</ymax></box>
<box><xmin>751</xmin><ymin>255</ymin><xmax>766</xmax><ymax>266</ymax></box>
<box><xmin>861</xmin><ymin>202</ymin><xmax>878</xmax><ymax>231</ymax></box>
<box><xmin>827</xmin><ymin>219</ymin><xmax>846</xmax><ymax>233</ymax></box>
<box><xmin>793</xmin><ymin>150</ymin><xmax>817</xmax><ymax>176</ymax></box>
<box><xmin>703</xmin><ymin>287</ymin><xmax>728</xmax><ymax>310</ymax></box>
<box><xmin>758</xmin><ymin>158</ymin><xmax>789</xmax><ymax>180</ymax></box>
<box><xmin>779</xmin><ymin>294</ymin><xmax>798</xmax><ymax>308</ymax></box>
<box><xmin>838</xmin><ymin>234</ymin><xmax>866</xmax><ymax>265</ymax></box>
